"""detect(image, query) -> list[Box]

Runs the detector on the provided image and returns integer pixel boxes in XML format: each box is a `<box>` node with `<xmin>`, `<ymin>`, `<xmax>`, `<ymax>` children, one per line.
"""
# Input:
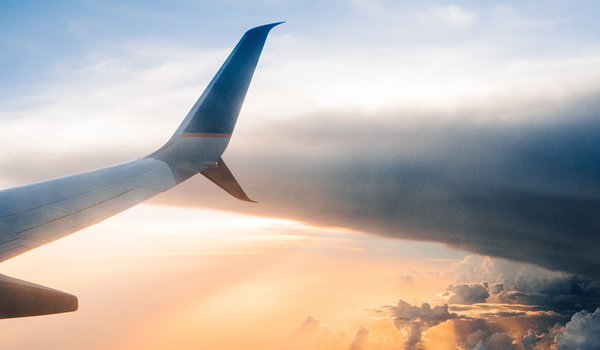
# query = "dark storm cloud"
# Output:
<box><xmin>161</xmin><ymin>93</ymin><xmax>600</xmax><ymax>279</ymax></box>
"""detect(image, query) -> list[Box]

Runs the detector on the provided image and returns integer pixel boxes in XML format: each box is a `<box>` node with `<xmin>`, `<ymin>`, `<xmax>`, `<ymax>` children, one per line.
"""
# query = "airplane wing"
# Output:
<box><xmin>0</xmin><ymin>22</ymin><xmax>282</xmax><ymax>319</ymax></box>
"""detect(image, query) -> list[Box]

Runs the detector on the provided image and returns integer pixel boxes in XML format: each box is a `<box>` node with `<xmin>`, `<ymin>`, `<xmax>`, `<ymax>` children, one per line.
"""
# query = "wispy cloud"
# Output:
<box><xmin>417</xmin><ymin>5</ymin><xmax>476</xmax><ymax>30</ymax></box>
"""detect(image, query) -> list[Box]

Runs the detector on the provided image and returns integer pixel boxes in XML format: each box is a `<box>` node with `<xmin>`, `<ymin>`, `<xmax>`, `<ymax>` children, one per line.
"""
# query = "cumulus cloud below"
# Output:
<box><xmin>280</xmin><ymin>316</ymin><xmax>394</xmax><ymax>350</ymax></box>
<box><xmin>356</xmin><ymin>255</ymin><xmax>600</xmax><ymax>350</ymax></box>
<box><xmin>287</xmin><ymin>255</ymin><xmax>600</xmax><ymax>349</ymax></box>
<box><xmin>555</xmin><ymin>308</ymin><xmax>600</xmax><ymax>349</ymax></box>
<box><xmin>388</xmin><ymin>300</ymin><xmax>456</xmax><ymax>349</ymax></box>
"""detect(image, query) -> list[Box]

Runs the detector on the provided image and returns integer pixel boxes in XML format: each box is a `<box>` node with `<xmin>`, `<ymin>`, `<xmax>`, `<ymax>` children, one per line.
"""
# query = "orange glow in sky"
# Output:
<box><xmin>0</xmin><ymin>205</ymin><xmax>467</xmax><ymax>349</ymax></box>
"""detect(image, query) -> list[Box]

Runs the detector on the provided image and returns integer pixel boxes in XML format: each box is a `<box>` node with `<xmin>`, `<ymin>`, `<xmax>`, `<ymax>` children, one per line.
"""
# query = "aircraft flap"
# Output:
<box><xmin>200</xmin><ymin>158</ymin><xmax>257</xmax><ymax>203</ymax></box>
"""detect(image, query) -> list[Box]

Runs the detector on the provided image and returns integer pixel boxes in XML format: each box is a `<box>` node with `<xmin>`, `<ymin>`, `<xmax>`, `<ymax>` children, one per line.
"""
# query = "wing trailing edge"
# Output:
<box><xmin>200</xmin><ymin>158</ymin><xmax>257</xmax><ymax>203</ymax></box>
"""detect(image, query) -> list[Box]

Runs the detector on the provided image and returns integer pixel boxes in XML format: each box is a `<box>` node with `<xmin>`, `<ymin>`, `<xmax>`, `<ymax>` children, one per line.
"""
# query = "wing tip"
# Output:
<box><xmin>245</xmin><ymin>22</ymin><xmax>285</xmax><ymax>34</ymax></box>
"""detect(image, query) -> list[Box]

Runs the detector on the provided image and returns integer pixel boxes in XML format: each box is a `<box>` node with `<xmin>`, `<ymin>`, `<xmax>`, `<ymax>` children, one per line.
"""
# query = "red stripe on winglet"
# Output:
<box><xmin>181</xmin><ymin>133</ymin><xmax>232</xmax><ymax>138</ymax></box>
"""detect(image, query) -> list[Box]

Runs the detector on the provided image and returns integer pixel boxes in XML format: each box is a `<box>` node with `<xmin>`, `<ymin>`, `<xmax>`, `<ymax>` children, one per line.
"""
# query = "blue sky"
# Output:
<box><xmin>4</xmin><ymin>0</ymin><xmax>600</xmax><ymax>99</ymax></box>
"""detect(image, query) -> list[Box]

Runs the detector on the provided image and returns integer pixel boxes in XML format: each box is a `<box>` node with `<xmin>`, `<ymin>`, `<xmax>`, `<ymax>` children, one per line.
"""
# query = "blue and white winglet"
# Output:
<box><xmin>0</xmin><ymin>22</ymin><xmax>282</xmax><ymax>319</ymax></box>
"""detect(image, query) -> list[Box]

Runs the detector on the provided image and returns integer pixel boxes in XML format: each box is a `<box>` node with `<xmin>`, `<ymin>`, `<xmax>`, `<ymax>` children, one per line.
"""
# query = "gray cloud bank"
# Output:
<box><xmin>145</xmin><ymin>93</ymin><xmax>600</xmax><ymax>278</ymax></box>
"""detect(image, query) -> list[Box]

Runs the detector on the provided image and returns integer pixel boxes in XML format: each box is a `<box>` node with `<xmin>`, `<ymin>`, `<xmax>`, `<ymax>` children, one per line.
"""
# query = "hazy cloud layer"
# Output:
<box><xmin>281</xmin><ymin>316</ymin><xmax>396</xmax><ymax>350</ymax></box>
<box><xmin>348</xmin><ymin>325</ymin><xmax>371</xmax><ymax>350</ymax></box>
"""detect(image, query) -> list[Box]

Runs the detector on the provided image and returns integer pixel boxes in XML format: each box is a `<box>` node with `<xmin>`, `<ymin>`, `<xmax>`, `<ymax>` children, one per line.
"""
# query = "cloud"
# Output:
<box><xmin>445</xmin><ymin>282</ymin><xmax>490</xmax><ymax>304</ymax></box>
<box><xmin>281</xmin><ymin>316</ymin><xmax>396</xmax><ymax>350</ymax></box>
<box><xmin>348</xmin><ymin>325</ymin><xmax>370</xmax><ymax>350</ymax></box>
<box><xmin>444</xmin><ymin>257</ymin><xmax>600</xmax><ymax>349</ymax></box>
<box><xmin>452</xmin><ymin>255</ymin><xmax>600</xmax><ymax>315</ymax></box>
<box><xmin>470</xmin><ymin>332</ymin><xmax>520</xmax><ymax>350</ymax></box>
<box><xmin>207</xmin><ymin>97</ymin><xmax>600</xmax><ymax>279</ymax></box>
<box><xmin>555</xmin><ymin>308</ymin><xmax>600</xmax><ymax>350</ymax></box>
<box><xmin>417</xmin><ymin>5</ymin><xmax>476</xmax><ymax>30</ymax></box>
<box><xmin>491</xmin><ymin>5</ymin><xmax>552</xmax><ymax>31</ymax></box>
<box><xmin>397</xmin><ymin>275</ymin><xmax>414</xmax><ymax>282</ymax></box>
<box><xmin>389</xmin><ymin>300</ymin><xmax>456</xmax><ymax>327</ymax></box>
<box><xmin>359</xmin><ymin>255</ymin><xmax>600</xmax><ymax>350</ymax></box>
<box><xmin>275</xmin><ymin>256</ymin><xmax>600</xmax><ymax>350</ymax></box>
<box><xmin>281</xmin><ymin>315</ymin><xmax>339</xmax><ymax>350</ymax></box>
<box><xmin>383</xmin><ymin>300</ymin><xmax>456</xmax><ymax>349</ymax></box>
<box><xmin>300</xmin><ymin>314</ymin><xmax>320</xmax><ymax>327</ymax></box>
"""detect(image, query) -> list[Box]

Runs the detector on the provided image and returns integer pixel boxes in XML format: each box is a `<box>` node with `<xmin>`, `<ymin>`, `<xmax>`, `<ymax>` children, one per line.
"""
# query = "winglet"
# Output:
<box><xmin>180</xmin><ymin>22</ymin><xmax>284</xmax><ymax>137</ymax></box>
<box><xmin>150</xmin><ymin>22</ymin><xmax>284</xmax><ymax>158</ymax></box>
<box><xmin>148</xmin><ymin>23</ymin><xmax>282</xmax><ymax>205</ymax></box>
<box><xmin>200</xmin><ymin>158</ymin><xmax>257</xmax><ymax>203</ymax></box>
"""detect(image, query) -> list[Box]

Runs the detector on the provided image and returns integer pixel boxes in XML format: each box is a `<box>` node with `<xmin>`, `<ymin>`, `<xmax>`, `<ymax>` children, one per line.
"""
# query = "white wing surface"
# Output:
<box><xmin>0</xmin><ymin>159</ymin><xmax>175</xmax><ymax>262</ymax></box>
<box><xmin>0</xmin><ymin>22</ymin><xmax>282</xmax><ymax>318</ymax></box>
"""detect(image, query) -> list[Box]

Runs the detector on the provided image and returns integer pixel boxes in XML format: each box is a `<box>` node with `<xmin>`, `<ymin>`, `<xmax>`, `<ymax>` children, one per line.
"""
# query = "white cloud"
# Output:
<box><xmin>555</xmin><ymin>308</ymin><xmax>600</xmax><ymax>350</ymax></box>
<box><xmin>5</xmin><ymin>23</ymin><xmax>600</xmax><ymax>171</ymax></box>
<box><xmin>348</xmin><ymin>325</ymin><xmax>371</xmax><ymax>350</ymax></box>
<box><xmin>398</xmin><ymin>275</ymin><xmax>415</xmax><ymax>282</ymax></box>
<box><xmin>281</xmin><ymin>315</ymin><xmax>396</xmax><ymax>350</ymax></box>
<box><xmin>446</xmin><ymin>282</ymin><xmax>490</xmax><ymax>304</ymax></box>
<box><xmin>491</xmin><ymin>4</ymin><xmax>552</xmax><ymax>30</ymax></box>
<box><xmin>452</xmin><ymin>255</ymin><xmax>573</xmax><ymax>293</ymax></box>
<box><xmin>417</xmin><ymin>5</ymin><xmax>476</xmax><ymax>30</ymax></box>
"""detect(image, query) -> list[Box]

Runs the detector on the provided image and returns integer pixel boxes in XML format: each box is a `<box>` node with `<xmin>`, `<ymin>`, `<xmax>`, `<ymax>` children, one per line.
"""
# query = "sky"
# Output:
<box><xmin>2</xmin><ymin>1</ymin><xmax>600</xmax><ymax>349</ymax></box>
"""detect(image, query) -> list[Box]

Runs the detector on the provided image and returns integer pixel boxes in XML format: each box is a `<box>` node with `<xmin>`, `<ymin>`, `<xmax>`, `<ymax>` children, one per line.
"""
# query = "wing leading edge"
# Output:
<box><xmin>0</xmin><ymin>22</ymin><xmax>282</xmax><ymax>319</ymax></box>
